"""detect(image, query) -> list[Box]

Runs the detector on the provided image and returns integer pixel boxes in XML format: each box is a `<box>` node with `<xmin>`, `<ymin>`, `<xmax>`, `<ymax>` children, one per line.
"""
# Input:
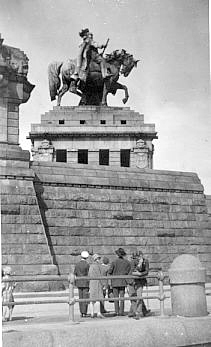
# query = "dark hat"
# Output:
<box><xmin>102</xmin><ymin>256</ymin><xmax>109</xmax><ymax>264</ymax></box>
<box><xmin>79</xmin><ymin>28</ymin><xmax>90</xmax><ymax>38</ymax></box>
<box><xmin>115</xmin><ymin>248</ymin><xmax>126</xmax><ymax>257</ymax></box>
<box><xmin>132</xmin><ymin>251</ymin><xmax>143</xmax><ymax>259</ymax></box>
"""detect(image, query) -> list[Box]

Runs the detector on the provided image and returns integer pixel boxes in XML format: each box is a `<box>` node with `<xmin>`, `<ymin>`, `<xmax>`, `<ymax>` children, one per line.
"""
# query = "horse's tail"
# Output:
<box><xmin>48</xmin><ymin>61</ymin><xmax>63</xmax><ymax>101</ymax></box>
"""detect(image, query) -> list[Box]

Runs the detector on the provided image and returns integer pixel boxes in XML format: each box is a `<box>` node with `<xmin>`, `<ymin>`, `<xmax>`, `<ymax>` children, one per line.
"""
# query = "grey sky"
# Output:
<box><xmin>0</xmin><ymin>0</ymin><xmax>210</xmax><ymax>193</ymax></box>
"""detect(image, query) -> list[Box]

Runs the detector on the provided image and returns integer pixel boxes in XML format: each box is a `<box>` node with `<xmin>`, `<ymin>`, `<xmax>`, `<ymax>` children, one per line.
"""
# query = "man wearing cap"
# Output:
<box><xmin>74</xmin><ymin>251</ymin><xmax>90</xmax><ymax>317</ymax></box>
<box><xmin>108</xmin><ymin>248</ymin><xmax>131</xmax><ymax>316</ymax></box>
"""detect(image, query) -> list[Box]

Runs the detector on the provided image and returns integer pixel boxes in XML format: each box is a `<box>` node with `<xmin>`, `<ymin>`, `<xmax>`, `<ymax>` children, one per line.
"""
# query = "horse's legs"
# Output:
<box><xmin>101</xmin><ymin>83</ymin><xmax>108</xmax><ymax>106</ymax></box>
<box><xmin>117</xmin><ymin>83</ymin><xmax>129</xmax><ymax>104</ymax></box>
<box><xmin>57</xmin><ymin>83</ymin><xmax>69</xmax><ymax>106</ymax></box>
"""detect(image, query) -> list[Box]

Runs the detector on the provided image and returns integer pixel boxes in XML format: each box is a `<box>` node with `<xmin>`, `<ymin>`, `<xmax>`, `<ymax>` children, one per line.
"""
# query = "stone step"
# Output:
<box><xmin>2</xmin><ymin>244</ymin><xmax>52</xmax><ymax>254</ymax></box>
<box><xmin>2</xmin><ymin>253</ymin><xmax>51</xmax><ymax>264</ymax></box>
<box><xmin>31</xmin><ymin>161</ymin><xmax>201</xmax><ymax>180</ymax></box>
<box><xmin>42</xmin><ymin>209</ymin><xmax>207</xmax><ymax>221</ymax></box>
<box><xmin>32</xmin><ymin>164</ymin><xmax>201</xmax><ymax>184</ymax></box>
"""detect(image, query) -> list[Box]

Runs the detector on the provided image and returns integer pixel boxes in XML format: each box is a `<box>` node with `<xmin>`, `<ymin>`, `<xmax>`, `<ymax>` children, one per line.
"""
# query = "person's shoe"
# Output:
<box><xmin>90</xmin><ymin>314</ymin><xmax>95</xmax><ymax>318</ymax></box>
<box><xmin>128</xmin><ymin>312</ymin><xmax>136</xmax><ymax>318</ymax></box>
<box><xmin>143</xmin><ymin>309</ymin><xmax>151</xmax><ymax>317</ymax></box>
<box><xmin>97</xmin><ymin>313</ymin><xmax>105</xmax><ymax>319</ymax></box>
<box><xmin>133</xmin><ymin>314</ymin><xmax>141</xmax><ymax>320</ymax></box>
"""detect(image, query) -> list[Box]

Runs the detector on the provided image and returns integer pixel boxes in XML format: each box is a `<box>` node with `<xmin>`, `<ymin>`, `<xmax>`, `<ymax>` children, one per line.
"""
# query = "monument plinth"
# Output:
<box><xmin>28</xmin><ymin>106</ymin><xmax>157</xmax><ymax>169</ymax></box>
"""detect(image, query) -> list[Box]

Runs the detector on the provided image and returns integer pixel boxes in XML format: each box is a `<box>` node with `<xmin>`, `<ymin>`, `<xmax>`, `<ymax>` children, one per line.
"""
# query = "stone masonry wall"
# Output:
<box><xmin>1</xmin><ymin>163</ymin><xmax>58</xmax><ymax>290</ymax></box>
<box><xmin>31</xmin><ymin>161</ymin><xmax>211</xmax><ymax>281</ymax></box>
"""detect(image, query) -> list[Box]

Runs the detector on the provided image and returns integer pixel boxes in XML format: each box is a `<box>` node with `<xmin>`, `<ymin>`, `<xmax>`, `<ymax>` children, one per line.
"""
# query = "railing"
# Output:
<box><xmin>2</xmin><ymin>270</ymin><xmax>168</xmax><ymax>322</ymax></box>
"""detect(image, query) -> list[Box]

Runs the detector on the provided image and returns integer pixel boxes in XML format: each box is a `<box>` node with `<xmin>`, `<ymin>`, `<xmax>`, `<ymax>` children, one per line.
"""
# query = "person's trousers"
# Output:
<box><xmin>128</xmin><ymin>284</ymin><xmax>147</xmax><ymax>315</ymax></box>
<box><xmin>100</xmin><ymin>288</ymin><xmax>107</xmax><ymax>313</ymax></box>
<box><xmin>78</xmin><ymin>287</ymin><xmax>89</xmax><ymax>315</ymax></box>
<box><xmin>112</xmin><ymin>287</ymin><xmax>125</xmax><ymax>315</ymax></box>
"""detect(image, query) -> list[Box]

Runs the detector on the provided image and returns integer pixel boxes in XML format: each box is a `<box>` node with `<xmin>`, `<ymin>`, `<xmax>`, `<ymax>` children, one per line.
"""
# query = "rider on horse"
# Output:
<box><xmin>71</xmin><ymin>28</ymin><xmax>112</xmax><ymax>83</ymax></box>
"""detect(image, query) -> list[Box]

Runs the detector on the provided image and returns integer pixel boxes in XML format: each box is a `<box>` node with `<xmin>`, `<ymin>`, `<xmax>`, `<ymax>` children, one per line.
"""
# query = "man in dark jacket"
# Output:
<box><xmin>108</xmin><ymin>248</ymin><xmax>131</xmax><ymax>316</ymax></box>
<box><xmin>74</xmin><ymin>251</ymin><xmax>90</xmax><ymax>317</ymax></box>
<box><xmin>128</xmin><ymin>251</ymin><xmax>151</xmax><ymax>319</ymax></box>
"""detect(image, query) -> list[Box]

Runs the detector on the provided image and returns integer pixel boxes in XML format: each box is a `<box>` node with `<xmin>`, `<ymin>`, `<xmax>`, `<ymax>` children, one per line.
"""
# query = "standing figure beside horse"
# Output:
<box><xmin>48</xmin><ymin>28</ymin><xmax>139</xmax><ymax>106</ymax></box>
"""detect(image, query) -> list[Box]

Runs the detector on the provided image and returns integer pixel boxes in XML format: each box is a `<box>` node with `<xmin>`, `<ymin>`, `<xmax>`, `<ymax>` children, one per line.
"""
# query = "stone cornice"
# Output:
<box><xmin>27</xmin><ymin>131</ymin><xmax>158</xmax><ymax>140</ymax></box>
<box><xmin>33</xmin><ymin>179</ymin><xmax>202</xmax><ymax>194</ymax></box>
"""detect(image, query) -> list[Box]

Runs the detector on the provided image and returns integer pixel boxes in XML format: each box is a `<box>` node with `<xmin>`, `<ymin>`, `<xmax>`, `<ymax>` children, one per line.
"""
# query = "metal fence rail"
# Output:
<box><xmin>3</xmin><ymin>272</ymin><xmax>211</xmax><ymax>322</ymax></box>
<box><xmin>2</xmin><ymin>270</ymin><xmax>169</xmax><ymax>322</ymax></box>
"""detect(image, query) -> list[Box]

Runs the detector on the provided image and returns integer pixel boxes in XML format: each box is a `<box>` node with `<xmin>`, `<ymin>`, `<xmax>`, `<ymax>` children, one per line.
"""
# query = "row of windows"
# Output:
<box><xmin>58</xmin><ymin>120</ymin><xmax>127</xmax><ymax>125</ymax></box>
<box><xmin>56</xmin><ymin>149</ymin><xmax>130</xmax><ymax>167</ymax></box>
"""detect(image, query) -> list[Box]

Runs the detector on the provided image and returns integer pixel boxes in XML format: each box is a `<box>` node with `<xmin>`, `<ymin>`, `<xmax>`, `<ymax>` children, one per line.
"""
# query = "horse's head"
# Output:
<box><xmin>120</xmin><ymin>51</ymin><xmax>139</xmax><ymax>77</ymax></box>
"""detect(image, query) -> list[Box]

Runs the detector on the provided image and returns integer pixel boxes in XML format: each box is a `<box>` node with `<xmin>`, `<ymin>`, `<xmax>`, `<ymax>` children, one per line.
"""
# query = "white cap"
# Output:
<box><xmin>81</xmin><ymin>251</ymin><xmax>89</xmax><ymax>259</ymax></box>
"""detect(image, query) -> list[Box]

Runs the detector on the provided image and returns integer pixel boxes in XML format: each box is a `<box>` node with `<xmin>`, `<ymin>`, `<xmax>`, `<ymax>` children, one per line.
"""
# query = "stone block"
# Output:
<box><xmin>7</xmin><ymin>111</ymin><xmax>19</xmax><ymax>120</ymax></box>
<box><xmin>0</xmin><ymin>125</ymin><xmax>8</xmax><ymax>141</ymax></box>
<box><xmin>2</xmin><ymin>253</ymin><xmax>51</xmax><ymax>265</ymax></box>
<box><xmin>1</xmin><ymin>214</ymin><xmax>42</xmax><ymax>224</ymax></box>
<box><xmin>7</xmin><ymin>126</ymin><xmax>19</xmax><ymax>135</ymax></box>
<box><xmin>1</xmin><ymin>233</ymin><xmax>46</xmax><ymax>244</ymax></box>
<box><xmin>1</xmin><ymin>204</ymin><xmax>20</xmax><ymax>215</ymax></box>
<box><xmin>7</xmin><ymin>133</ymin><xmax>19</xmax><ymax>144</ymax></box>
<box><xmin>7</xmin><ymin>118</ymin><xmax>19</xmax><ymax>127</ymax></box>
<box><xmin>19</xmin><ymin>205</ymin><xmax>41</xmax><ymax>215</ymax></box>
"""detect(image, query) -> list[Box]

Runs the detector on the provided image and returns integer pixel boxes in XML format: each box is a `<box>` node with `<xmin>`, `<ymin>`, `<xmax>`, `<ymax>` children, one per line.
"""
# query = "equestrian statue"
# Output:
<box><xmin>48</xmin><ymin>28</ymin><xmax>139</xmax><ymax>106</ymax></box>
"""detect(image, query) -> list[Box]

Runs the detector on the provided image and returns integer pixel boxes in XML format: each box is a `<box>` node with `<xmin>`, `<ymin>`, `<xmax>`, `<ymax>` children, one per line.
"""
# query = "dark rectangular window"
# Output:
<box><xmin>100</xmin><ymin>120</ymin><xmax>106</xmax><ymax>124</ymax></box>
<box><xmin>80</xmin><ymin>120</ymin><xmax>86</xmax><ymax>124</ymax></box>
<box><xmin>78</xmin><ymin>149</ymin><xmax>88</xmax><ymax>164</ymax></box>
<box><xmin>99</xmin><ymin>149</ymin><xmax>109</xmax><ymax>166</ymax></box>
<box><xmin>59</xmin><ymin>119</ymin><xmax>65</xmax><ymax>124</ymax></box>
<box><xmin>120</xmin><ymin>149</ymin><xmax>130</xmax><ymax>167</ymax></box>
<box><xmin>56</xmin><ymin>149</ymin><xmax>67</xmax><ymax>162</ymax></box>
<box><xmin>121</xmin><ymin>120</ymin><xmax>126</xmax><ymax>124</ymax></box>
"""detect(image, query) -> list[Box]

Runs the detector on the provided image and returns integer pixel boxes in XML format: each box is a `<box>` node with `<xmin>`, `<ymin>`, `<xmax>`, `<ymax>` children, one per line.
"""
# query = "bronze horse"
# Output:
<box><xmin>48</xmin><ymin>49</ymin><xmax>139</xmax><ymax>106</ymax></box>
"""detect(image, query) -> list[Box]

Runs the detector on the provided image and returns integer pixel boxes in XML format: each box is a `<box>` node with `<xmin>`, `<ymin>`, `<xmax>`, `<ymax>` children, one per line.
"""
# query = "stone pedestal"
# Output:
<box><xmin>28</xmin><ymin>106</ymin><xmax>157</xmax><ymax>169</ymax></box>
<box><xmin>169</xmin><ymin>255</ymin><xmax>208</xmax><ymax>317</ymax></box>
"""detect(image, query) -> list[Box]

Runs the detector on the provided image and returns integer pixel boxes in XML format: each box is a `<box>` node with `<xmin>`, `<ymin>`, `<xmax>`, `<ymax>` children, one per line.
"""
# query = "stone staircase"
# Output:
<box><xmin>1</xmin><ymin>162</ymin><xmax>59</xmax><ymax>291</ymax></box>
<box><xmin>31</xmin><ymin>161</ymin><xmax>211</xmax><ymax>280</ymax></box>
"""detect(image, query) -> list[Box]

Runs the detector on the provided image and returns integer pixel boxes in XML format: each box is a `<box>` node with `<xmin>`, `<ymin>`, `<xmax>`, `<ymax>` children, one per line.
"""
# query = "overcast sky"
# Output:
<box><xmin>0</xmin><ymin>0</ymin><xmax>210</xmax><ymax>193</ymax></box>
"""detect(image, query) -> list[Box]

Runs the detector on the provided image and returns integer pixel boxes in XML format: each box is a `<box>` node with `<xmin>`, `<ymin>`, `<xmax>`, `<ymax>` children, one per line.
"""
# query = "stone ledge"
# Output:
<box><xmin>3</xmin><ymin>316</ymin><xmax>211</xmax><ymax>347</ymax></box>
<box><xmin>34</xmin><ymin>180</ymin><xmax>203</xmax><ymax>194</ymax></box>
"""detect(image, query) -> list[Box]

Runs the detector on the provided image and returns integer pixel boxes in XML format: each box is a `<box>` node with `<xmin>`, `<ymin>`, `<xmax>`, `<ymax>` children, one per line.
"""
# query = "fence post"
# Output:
<box><xmin>158</xmin><ymin>270</ymin><xmax>165</xmax><ymax>317</ymax></box>
<box><xmin>68</xmin><ymin>273</ymin><xmax>75</xmax><ymax>322</ymax></box>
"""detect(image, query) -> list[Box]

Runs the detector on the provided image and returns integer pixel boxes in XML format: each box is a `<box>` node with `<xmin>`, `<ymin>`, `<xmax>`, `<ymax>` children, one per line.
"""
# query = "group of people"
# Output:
<box><xmin>74</xmin><ymin>247</ymin><xmax>151</xmax><ymax>320</ymax></box>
